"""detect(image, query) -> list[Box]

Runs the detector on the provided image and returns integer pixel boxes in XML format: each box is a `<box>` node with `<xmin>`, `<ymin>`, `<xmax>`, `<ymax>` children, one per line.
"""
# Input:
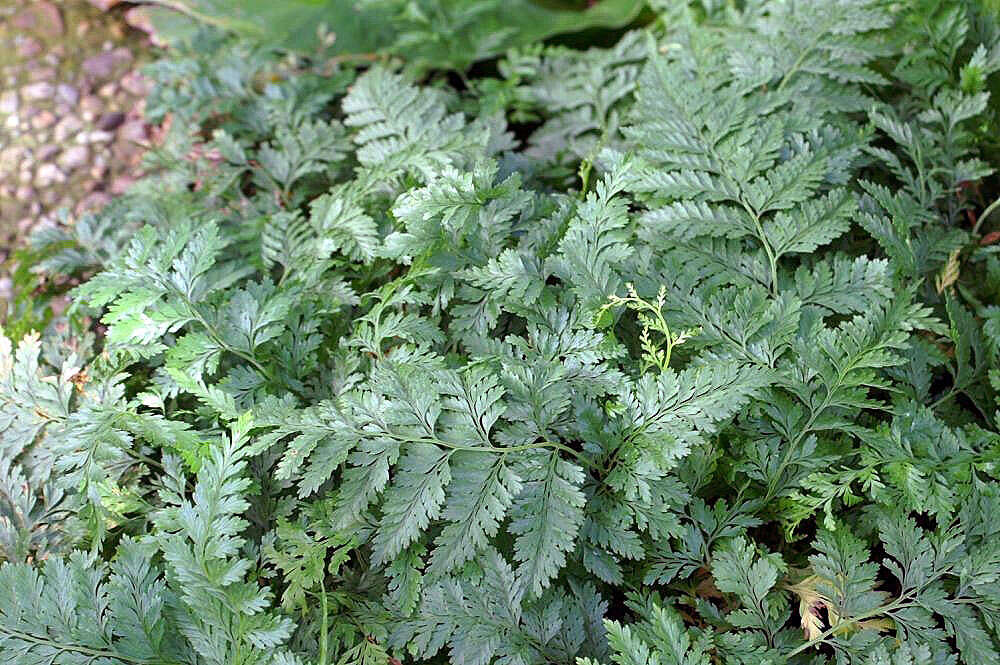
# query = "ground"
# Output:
<box><xmin>0</xmin><ymin>0</ymin><xmax>155</xmax><ymax>279</ymax></box>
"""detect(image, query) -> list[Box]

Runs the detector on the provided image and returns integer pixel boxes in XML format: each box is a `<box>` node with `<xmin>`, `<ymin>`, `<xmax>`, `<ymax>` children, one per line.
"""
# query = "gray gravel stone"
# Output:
<box><xmin>120</xmin><ymin>70</ymin><xmax>149</xmax><ymax>96</ymax></box>
<box><xmin>82</xmin><ymin>51</ymin><xmax>116</xmax><ymax>79</ymax></box>
<box><xmin>29</xmin><ymin>67</ymin><xmax>58</xmax><ymax>83</ymax></box>
<box><xmin>35</xmin><ymin>163</ymin><xmax>66</xmax><ymax>187</ymax></box>
<box><xmin>77</xmin><ymin>130</ymin><xmax>114</xmax><ymax>144</ymax></box>
<box><xmin>58</xmin><ymin>145</ymin><xmax>89</xmax><ymax>171</ymax></box>
<box><xmin>31</xmin><ymin>110</ymin><xmax>56</xmax><ymax>130</ymax></box>
<box><xmin>53</xmin><ymin>115</ymin><xmax>83</xmax><ymax>142</ymax></box>
<box><xmin>0</xmin><ymin>91</ymin><xmax>18</xmax><ymax>115</ymax></box>
<box><xmin>96</xmin><ymin>111</ymin><xmax>125</xmax><ymax>131</ymax></box>
<box><xmin>80</xmin><ymin>95</ymin><xmax>102</xmax><ymax>121</ymax></box>
<box><xmin>119</xmin><ymin>118</ymin><xmax>147</xmax><ymax>143</ymax></box>
<box><xmin>17</xmin><ymin>37</ymin><xmax>43</xmax><ymax>59</ymax></box>
<box><xmin>14</xmin><ymin>2</ymin><xmax>64</xmax><ymax>37</ymax></box>
<box><xmin>22</xmin><ymin>82</ymin><xmax>55</xmax><ymax>100</ymax></box>
<box><xmin>56</xmin><ymin>83</ymin><xmax>80</xmax><ymax>105</ymax></box>
<box><xmin>0</xmin><ymin>147</ymin><xmax>23</xmax><ymax>171</ymax></box>
<box><xmin>82</xmin><ymin>47</ymin><xmax>132</xmax><ymax>83</ymax></box>
<box><xmin>38</xmin><ymin>145</ymin><xmax>60</xmax><ymax>162</ymax></box>
<box><xmin>0</xmin><ymin>277</ymin><xmax>13</xmax><ymax>304</ymax></box>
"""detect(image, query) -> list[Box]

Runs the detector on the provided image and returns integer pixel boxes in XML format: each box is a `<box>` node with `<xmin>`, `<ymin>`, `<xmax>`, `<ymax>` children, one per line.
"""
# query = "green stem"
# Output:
<box><xmin>0</xmin><ymin>628</ymin><xmax>170</xmax><ymax>665</ymax></box>
<box><xmin>972</xmin><ymin>196</ymin><xmax>1000</xmax><ymax>236</ymax></box>
<box><xmin>763</xmin><ymin>383</ymin><xmax>836</xmax><ymax>503</ymax></box>
<box><xmin>182</xmin><ymin>299</ymin><xmax>275</xmax><ymax>383</ymax></box>
<box><xmin>783</xmin><ymin>599</ymin><xmax>911</xmax><ymax>660</ymax></box>
<box><xmin>318</xmin><ymin>578</ymin><xmax>329</xmax><ymax>665</ymax></box>
<box><xmin>740</xmin><ymin>199</ymin><xmax>780</xmax><ymax>295</ymax></box>
<box><xmin>776</xmin><ymin>11</ymin><xmax>839</xmax><ymax>92</ymax></box>
<box><xmin>388</xmin><ymin>434</ymin><xmax>589</xmax><ymax>467</ymax></box>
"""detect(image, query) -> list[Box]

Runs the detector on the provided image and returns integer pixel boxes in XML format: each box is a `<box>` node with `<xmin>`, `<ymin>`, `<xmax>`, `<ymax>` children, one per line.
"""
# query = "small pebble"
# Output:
<box><xmin>0</xmin><ymin>147</ymin><xmax>23</xmax><ymax>170</ymax></box>
<box><xmin>124</xmin><ymin>7</ymin><xmax>156</xmax><ymax>36</ymax></box>
<box><xmin>14</xmin><ymin>3</ymin><xmax>64</xmax><ymax>36</ymax></box>
<box><xmin>77</xmin><ymin>130</ymin><xmax>114</xmax><ymax>144</ymax></box>
<box><xmin>58</xmin><ymin>146</ymin><xmax>89</xmax><ymax>172</ymax></box>
<box><xmin>97</xmin><ymin>111</ymin><xmax>125</xmax><ymax>132</ymax></box>
<box><xmin>17</xmin><ymin>37</ymin><xmax>43</xmax><ymax>59</ymax></box>
<box><xmin>53</xmin><ymin>116</ymin><xmax>83</xmax><ymax>142</ymax></box>
<box><xmin>12</xmin><ymin>9</ymin><xmax>36</xmax><ymax>30</ymax></box>
<box><xmin>121</xmin><ymin>71</ymin><xmax>150</xmax><ymax>97</ymax></box>
<box><xmin>33</xmin><ymin>2</ymin><xmax>65</xmax><ymax>37</ymax></box>
<box><xmin>22</xmin><ymin>82</ymin><xmax>54</xmax><ymax>100</ymax></box>
<box><xmin>0</xmin><ymin>91</ymin><xmax>18</xmax><ymax>114</ymax></box>
<box><xmin>80</xmin><ymin>95</ymin><xmax>102</xmax><ymax>121</ymax></box>
<box><xmin>0</xmin><ymin>277</ymin><xmax>13</xmax><ymax>303</ymax></box>
<box><xmin>56</xmin><ymin>84</ymin><xmax>79</xmax><ymax>105</ymax></box>
<box><xmin>29</xmin><ymin>67</ymin><xmax>57</xmax><ymax>83</ymax></box>
<box><xmin>31</xmin><ymin>110</ymin><xmax>56</xmax><ymax>130</ymax></box>
<box><xmin>38</xmin><ymin>145</ymin><xmax>60</xmax><ymax>162</ymax></box>
<box><xmin>119</xmin><ymin>118</ymin><xmax>147</xmax><ymax>143</ymax></box>
<box><xmin>35</xmin><ymin>163</ymin><xmax>65</xmax><ymax>187</ymax></box>
<box><xmin>82</xmin><ymin>52</ymin><xmax>117</xmax><ymax>80</ymax></box>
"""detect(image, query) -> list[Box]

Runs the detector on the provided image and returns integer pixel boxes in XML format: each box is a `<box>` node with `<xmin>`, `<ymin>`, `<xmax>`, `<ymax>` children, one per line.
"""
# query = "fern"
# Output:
<box><xmin>0</xmin><ymin>538</ymin><xmax>185</xmax><ymax>664</ymax></box>
<box><xmin>5</xmin><ymin>2</ymin><xmax>1000</xmax><ymax>665</ymax></box>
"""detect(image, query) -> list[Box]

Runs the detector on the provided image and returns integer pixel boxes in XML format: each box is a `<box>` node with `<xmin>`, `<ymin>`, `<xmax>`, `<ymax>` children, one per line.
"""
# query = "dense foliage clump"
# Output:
<box><xmin>3</xmin><ymin>2</ymin><xmax>1000</xmax><ymax>664</ymax></box>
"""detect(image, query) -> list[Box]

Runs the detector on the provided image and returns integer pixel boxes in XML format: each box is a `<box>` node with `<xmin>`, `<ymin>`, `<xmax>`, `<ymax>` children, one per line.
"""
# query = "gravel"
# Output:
<box><xmin>0</xmin><ymin>0</ymin><xmax>156</xmax><ymax>268</ymax></box>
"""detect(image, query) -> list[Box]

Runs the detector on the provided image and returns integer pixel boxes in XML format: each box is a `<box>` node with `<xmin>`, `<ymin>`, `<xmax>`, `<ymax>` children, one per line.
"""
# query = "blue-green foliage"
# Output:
<box><xmin>3</xmin><ymin>1</ymin><xmax>1000</xmax><ymax>664</ymax></box>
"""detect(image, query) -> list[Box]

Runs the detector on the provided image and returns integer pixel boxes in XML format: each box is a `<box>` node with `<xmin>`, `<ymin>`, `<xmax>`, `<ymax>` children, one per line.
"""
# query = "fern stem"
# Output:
<box><xmin>183</xmin><ymin>300</ymin><xmax>276</xmax><ymax>383</ymax></box>
<box><xmin>972</xmin><ymin>196</ymin><xmax>1000</xmax><ymax>235</ymax></box>
<box><xmin>0</xmin><ymin>627</ymin><xmax>160</xmax><ymax>665</ymax></box>
<box><xmin>763</xmin><ymin>376</ymin><xmax>840</xmax><ymax>503</ymax></box>
<box><xmin>319</xmin><ymin>577</ymin><xmax>329</xmax><ymax>665</ymax></box>
<box><xmin>388</xmin><ymin>434</ymin><xmax>589</xmax><ymax>466</ymax></box>
<box><xmin>782</xmin><ymin>598</ymin><xmax>912</xmax><ymax>659</ymax></box>
<box><xmin>775</xmin><ymin>9</ymin><xmax>839</xmax><ymax>92</ymax></box>
<box><xmin>740</xmin><ymin>199</ymin><xmax>780</xmax><ymax>295</ymax></box>
<box><xmin>763</xmin><ymin>319</ymin><xmax>897</xmax><ymax>503</ymax></box>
